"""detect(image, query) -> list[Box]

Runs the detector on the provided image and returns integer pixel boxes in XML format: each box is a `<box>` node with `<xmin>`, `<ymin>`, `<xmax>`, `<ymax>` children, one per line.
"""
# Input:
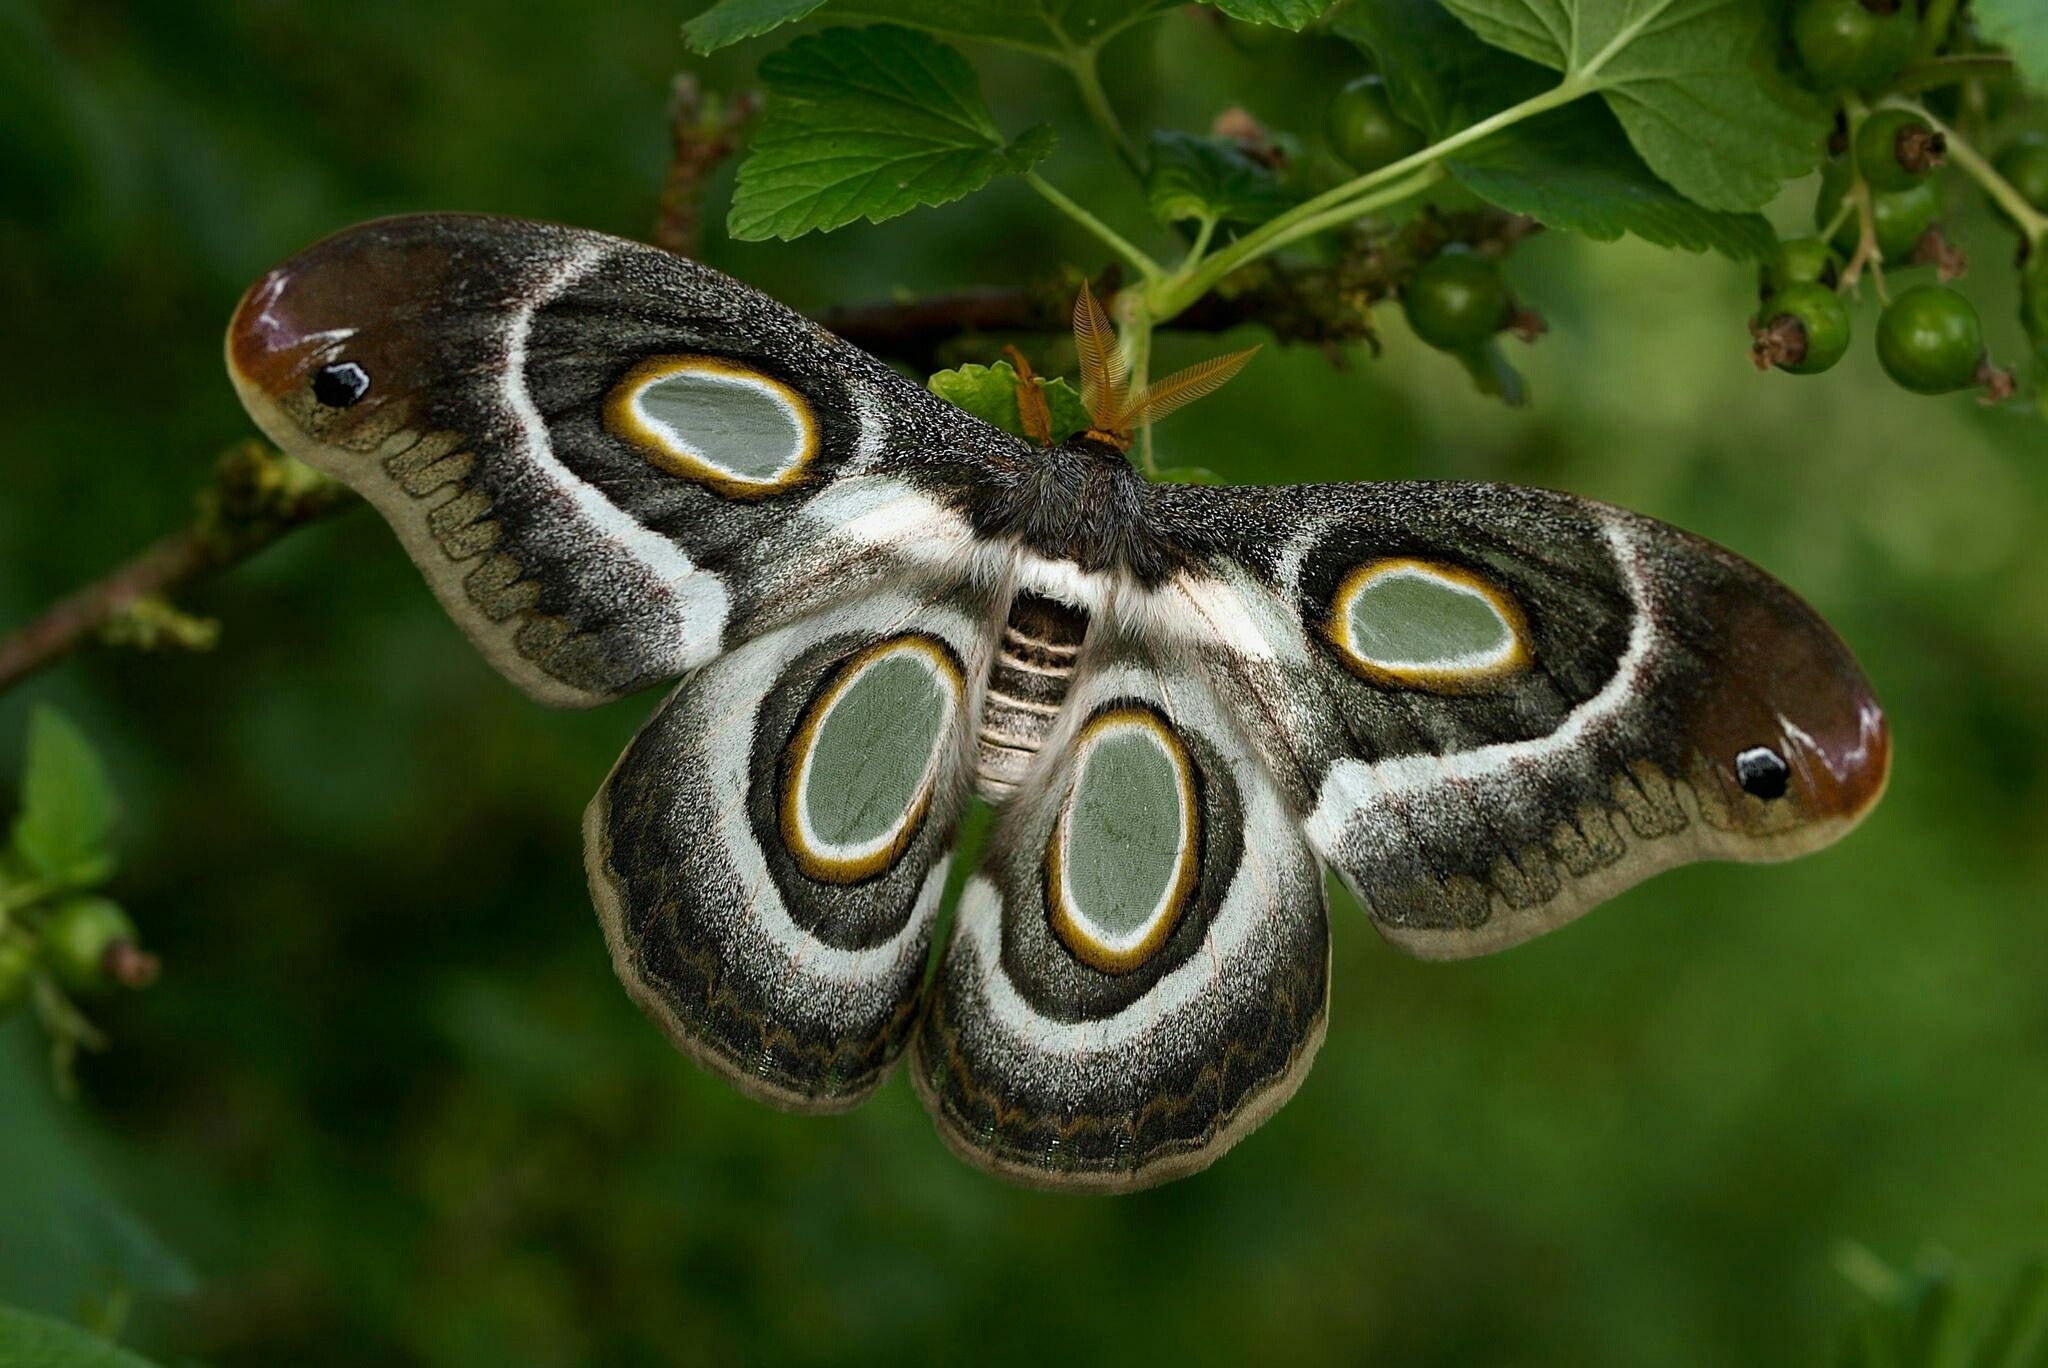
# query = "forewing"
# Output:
<box><xmin>912</xmin><ymin>625</ymin><xmax>1329</xmax><ymax>1191</ymax></box>
<box><xmin>1144</xmin><ymin>481</ymin><xmax>1890</xmax><ymax>959</ymax></box>
<box><xmin>227</xmin><ymin>214</ymin><xmax>1010</xmax><ymax>706</ymax></box>
<box><xmin>587</xmin><ymin>576</ymin><xmax>999</xmax><ymax>1111</ymax></box>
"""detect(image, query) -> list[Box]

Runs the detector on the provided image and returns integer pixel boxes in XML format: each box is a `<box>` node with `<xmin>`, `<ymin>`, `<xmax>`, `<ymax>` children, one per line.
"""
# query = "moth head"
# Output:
<box><xmin>1067</xmin><ymin>282</ymin><xmax>1258</xmax><ymax>452</ymax></box>
<box><xmin>1687</xmin><ymin>574</ymin><xmax>1891</xmax><ymax>855</ymax></box>
<box><xmin>224</xmin><ymin>224</ymin><xmax>439</xmax><ymax>453</ymax></box>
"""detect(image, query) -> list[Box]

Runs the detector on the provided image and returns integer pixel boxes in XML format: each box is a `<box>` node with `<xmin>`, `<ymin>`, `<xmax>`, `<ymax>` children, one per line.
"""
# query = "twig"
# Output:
<box><xmin>654</xmin><ymin>75</ymin><xmax>761</xmax><ymax>259</ymax></box>
<box><xmin>0</xmin><ymin>443</ymin><xmax>352</xmax><ymax>695</ymax></box>
<box><xmin>821</xmin><ymin>205</ymin><xmax>1537</xmax><ymax>368</ymax></box>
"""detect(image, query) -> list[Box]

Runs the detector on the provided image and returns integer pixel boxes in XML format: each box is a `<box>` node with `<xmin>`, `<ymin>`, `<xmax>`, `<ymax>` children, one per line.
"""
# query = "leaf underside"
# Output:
<box><xmin>1200</xmin><ymin>0</ymin><xmax>1342</xmax><ymax>30</ymax></box>
<box><xmin>1435</xmin><ymin>0</ymin><xmax>1826</xmax><ymax>212</ymax></box>
<box><xmin>1335</xmin><ymin>0</ymin><xmax>1776</xmax><ymax>258</ymax></box>
<box><xmin>687</xmin><ymin>0</ymin><xmax>1182</xmax><ymax>56</ymax></box>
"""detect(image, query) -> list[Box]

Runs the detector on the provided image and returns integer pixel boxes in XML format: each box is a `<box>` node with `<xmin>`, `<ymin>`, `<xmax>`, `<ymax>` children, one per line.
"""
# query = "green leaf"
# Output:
<box><xmin>728</xmin><ymin>25</ymin><xmax>1055</xmax><ymax>241</ymax></box>
<box><xmin>1451</xmin><ymin>105</ymin><xmax>1777</xmax><ymax>258</ymax></box>
<box><xmin>1436</xmin><ymin>0</ymin><xmax>1827</xmax><ymax>211</ymax></box>
<box><xmin>927</xmin><ymin>362</ymin><xmax>1092</xmax><ymax>443</ymax></box>
<box><xmin>10</xmin><ymin>707</ymin><xmax>115</xmax><ymax>886</ymax></box>
<box><xmin>1144</xmin><ymin>131</ymin><xmax>1296</xmax><ymax>226</ymax></box>
<box><xmin>1974</xmin><ymin>0</ymin><xmax>2048</xmax><ymax>92</ymax></box>
<box><xmin>688</xmin><ymin>0</ymin><xmax>1180</xmax><ymax>57</ymax></box>
<box><xmin>0</xmin><ymin>1306</ymin><xmax>160</xmax><ymax>1368</ymax></box>
<box><xmin>1198</xmin><ymin>0</ymin><xmax>1340</xmax><ymax>30</ymax></box>
<box><xmin>1332</xmin><ymin>0</ymin><xmax>1551</xmax><ymax>135</ymax></box>
<box><xmin>685</xmin><ymin>0</ymin><xmax>830</xmax><ymax>52</ymax></box>
<box><xmin>1336</xmin><ymin>0</ymin><xmax>1776</xmax><ymax>259</ymax></box>
<box><xmin>0</xmin><ymin>1036</ymin><xmax>198</xmax><ymax>1312</ymax></box>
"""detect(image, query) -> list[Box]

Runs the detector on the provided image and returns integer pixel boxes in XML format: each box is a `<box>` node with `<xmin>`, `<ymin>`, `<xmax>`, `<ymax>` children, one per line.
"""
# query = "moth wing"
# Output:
<box><xmin>1146</xmin><ymin>480</ymin><xmax>1890</xmax><ymax>959</ymax></box>
<box><xmin>912</xmin><ymin>629</ymin><xmax>1329</xmax><ymax>1190</ymax></box>
<box><xmin>587</xmin><ymin>575</ymin><xmax>998</xmax><ymax>1110</ymax></box>
<box><xmin>227</xmin><ymin>214</ymin><xmax>1010</xmax><ymax>706</ymax></box>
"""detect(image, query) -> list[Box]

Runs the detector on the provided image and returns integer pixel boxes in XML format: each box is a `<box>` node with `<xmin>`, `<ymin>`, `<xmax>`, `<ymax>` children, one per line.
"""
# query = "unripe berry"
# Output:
<box><xmin>1876</xmin><ymin>285</ymin><xmax>1985</xmax><ymax>394</ymax></box>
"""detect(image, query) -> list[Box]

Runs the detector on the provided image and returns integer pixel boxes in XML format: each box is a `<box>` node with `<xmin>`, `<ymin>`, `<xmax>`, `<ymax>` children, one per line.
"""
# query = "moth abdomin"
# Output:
<box><xmin>227</xmin><ymin>215</ymin><xmax>1889</xmax><ymax>1191</ymax></box>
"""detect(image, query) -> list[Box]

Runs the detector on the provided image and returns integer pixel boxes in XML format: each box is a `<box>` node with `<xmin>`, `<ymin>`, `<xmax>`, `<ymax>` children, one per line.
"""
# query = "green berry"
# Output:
<box><xmin>1876</xmin><ymin>285</ymin><xmax>1984</xmax><ymax>393</ymax></box>
<box><xmin>1753</xmin><ymin>283</ymin><xmax>1852</xmax><ymax>375</ymax></box>
<box><xmin>1855</xmin><ymin>109</ymin><xmax>1944</xmax><ymax>193</ymax></box>
<box><xmin>1991</xmin><ymin>133</ymin><xmax>2048</xmax><ymax>226</ymax></box>
<box><xmin>1761</xmin><ymin>237</ymin><xmax>1841</xmax><ymax>298</ymax></box>
<box><xmin>1816</xmin><ymin>160</ymin><xmax>1942</xmax><ymax>260</ymax></box>
<box><xmin>42</xmin><ymin>896</ymin><xmax>152</xmax><ymax>994</ymax></box>
<box><xmin>1789</xmin><ymin>0</ymin><xmax>1918</xmax><ymax>91</ymax></box>
<box><xmin>0</xmin><ymin>934</ymin><xmax>37</xmax><ymax>1016</ymax></box>
<box><xmin>1403</xmin><ymin>249</ymin><xmax>1511</xmax><ymax>352</ymax></box>
<box><xmin>1325</xmin><ymin>75</ymin><xmax>1425</xmax><ymax>174</ymax></box>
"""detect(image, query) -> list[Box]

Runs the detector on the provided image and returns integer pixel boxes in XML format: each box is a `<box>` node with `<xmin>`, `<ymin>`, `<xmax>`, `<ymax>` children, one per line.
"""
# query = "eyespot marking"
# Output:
<box><xmin>312</xmin><ymin>360</ymin><xmax>370</xmax><ymax>408</ymax></box>
<box><xmin>1047</xmin><ymin>706</ymin><xmax>1201</xmax><ymax>975</ymax></box>
<box><xmin>1735</xmin><ymin>745</ymin><xmax>1791</xmax><ymax>800</ymax></box>
<box><xmin>780</xmin><ymin>635</ymin><xmax>963</xmax><ymax>884</ymax></box>
<box><xmin>1325</xmin><ymin>557</ymin><xmax>1530</xmax><ymax>690</ymax></box>
<box><xmin>605</xmin><ymin>355</ymin><xmax>817</xmax><ymax>498</ymax></box>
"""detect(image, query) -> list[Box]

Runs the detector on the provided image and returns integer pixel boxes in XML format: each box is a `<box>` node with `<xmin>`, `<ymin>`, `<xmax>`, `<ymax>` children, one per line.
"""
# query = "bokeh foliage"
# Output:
<box><xmin>2</xmin><ymin>0</ymin><xmax>2047</xmax><ymax>1364</ymax></box>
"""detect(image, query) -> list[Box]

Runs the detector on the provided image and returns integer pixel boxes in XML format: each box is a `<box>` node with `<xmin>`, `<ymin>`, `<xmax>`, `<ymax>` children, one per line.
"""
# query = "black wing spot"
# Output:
<box><xmin>1735</xmin><ymin>746</ymin><xmax>1791</xmax><ymax>800</ymax></box>
<box><xmin>312</xmin><ymin>360</ymin><xmax>371</xmax><ymax>408</ymax></box>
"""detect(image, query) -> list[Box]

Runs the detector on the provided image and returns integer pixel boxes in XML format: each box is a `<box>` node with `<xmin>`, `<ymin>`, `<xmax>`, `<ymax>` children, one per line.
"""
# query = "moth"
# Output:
<box><xmin>226</xmin><ymin>215</ymin><xmax>1890</xmax><ymax>1192</ymax></box>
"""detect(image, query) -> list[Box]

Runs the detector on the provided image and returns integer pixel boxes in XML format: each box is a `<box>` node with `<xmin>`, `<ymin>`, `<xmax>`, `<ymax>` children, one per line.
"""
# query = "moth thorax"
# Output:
<box><xmin>977</xmin><ymin>590</ymin><xmax>1089</xmax><ymax>803</ymax></box>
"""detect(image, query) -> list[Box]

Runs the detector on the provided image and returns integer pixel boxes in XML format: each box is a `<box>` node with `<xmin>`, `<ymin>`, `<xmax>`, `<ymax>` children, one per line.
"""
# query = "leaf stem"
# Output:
<box><xmin>1836</xmin><ymin>98</ymin><xmax>1889</xmax><ymax>300</ymax></box>
<box><xmin>0</xmin><ymin>881</ymin><xmax>63</xmax><ymax>916</ymax></box>
<box><xmin>1180</xmin><ymin>215</ymin><xmax>1218</xmax><ymax>272</ymax></box>
<box><xmin>1915</xmin><ymin>0</ymin><xmax>1961</xmax><ymax>60</ymax></box>
<box><xmin>1025</xmin><ymin>171</ymin><xmax>1164</xmax><ymax>280</ymax></box>
<box><xmin>1892</xmin><ymin>99</ymin><xmax>2048</xmax><ymax>248</ymax></box>
<box><xmin>1250</xmin><ymin>164</ymin><xmax>1448</xmax><ymax>255</ymax></box>
<box><xmin>1063</xmin><ymin>47</ymin><xmax>1142</xmax><ymax>175</ymax></box>
<box><xmin>1113</xmin><ymin>291</ymin><xmax>1158</xmax><ymax>476</ymax></box>
<box><xmin>1891</xmin><ymin>52</ymin><xmax>2012</xmax><ymax>95</ymax></box>
<box><xmin>1145</xmin><ymin>78</ymin><xmax>1584</xmax><ymax>319</ymax></box>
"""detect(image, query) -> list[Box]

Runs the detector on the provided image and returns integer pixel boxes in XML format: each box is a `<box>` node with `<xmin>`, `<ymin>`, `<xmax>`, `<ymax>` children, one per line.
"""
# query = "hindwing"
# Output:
<box><xmin>588</xmin><ymin>577</ymin><xmax>997</xmax><ymax>1110</ymax></box>
<box><xmin>913</xmin><ymin>622</ymin><xmax>1329</xmax><ymax>1190</ymax></box>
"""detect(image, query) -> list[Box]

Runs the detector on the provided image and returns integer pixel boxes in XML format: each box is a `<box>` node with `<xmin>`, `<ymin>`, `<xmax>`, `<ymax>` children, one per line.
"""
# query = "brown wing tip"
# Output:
<box><xmin>225</xmin><ymin>265</ymin><xmax>305</xmax><ymax>398</ymax></box>
<box><xmin>1691</xmin><ymin>582</ymin><xmax>1892</xmax><ymax>845</ymax></box>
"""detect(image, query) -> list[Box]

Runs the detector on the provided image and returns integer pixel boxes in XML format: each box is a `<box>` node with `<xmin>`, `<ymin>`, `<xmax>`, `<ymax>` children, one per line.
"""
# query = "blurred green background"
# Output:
<box><xmin>3</xmin><ymin>1</ymin><xmax>2046</xmax><ymax>1364</ymax></box>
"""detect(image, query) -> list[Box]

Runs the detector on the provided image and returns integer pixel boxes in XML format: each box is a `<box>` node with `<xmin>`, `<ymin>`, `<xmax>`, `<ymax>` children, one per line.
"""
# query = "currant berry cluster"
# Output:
<box><xmin>1754</xmin><ymin>0</ymin><xmax>2042</xmax><ymax>402</ymax></box>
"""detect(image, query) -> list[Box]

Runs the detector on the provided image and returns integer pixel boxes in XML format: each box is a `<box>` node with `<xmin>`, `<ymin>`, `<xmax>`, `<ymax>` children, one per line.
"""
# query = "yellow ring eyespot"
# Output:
<box><xmin>1324</xmin><ymin>557</ymin><xmax>1531</xmax><ymax>692</ymax></box>
<box><xmin>604</xmin><ymin>355</ymin><xmax>818</xmax><ymax>499</ymax></box>
<box><xmin>780</xmin><ymin>635</ymin><xmax>964</xmax><ymax>885</ymax></box>
<box><xmin>1046</xmin><ymin>707</ymin><xmax>1201</xmax><ymax>975</ymax></box>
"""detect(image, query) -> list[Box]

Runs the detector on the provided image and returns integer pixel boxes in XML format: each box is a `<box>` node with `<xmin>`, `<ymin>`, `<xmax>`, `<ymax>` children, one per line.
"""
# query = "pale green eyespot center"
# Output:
<box><xmin>1330</xmin><ymin>558</ymin><xmax>1528</xmax><ymax>687</ymax></box>
<box><xmin>1050</xmin><ymin>710</ymin><xmax>1198</xmax><ymax>973</ymax></box>
<box><xmin>606</xmin><ymin>356</ymin><xmax>816</xmax><ymax>495</ymax></box>
<box><xmin>783</xmin><ymin>637</ymin><xmax>960</xmax><ymax>883</ymax></box>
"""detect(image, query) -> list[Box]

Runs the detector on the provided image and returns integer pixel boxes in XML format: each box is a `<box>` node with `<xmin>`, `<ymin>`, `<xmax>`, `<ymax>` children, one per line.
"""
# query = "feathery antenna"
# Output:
<box><xmin>1069</xmin><ymin>283</ymin><xmax>1258</xmax><ymax>450</ymax></box>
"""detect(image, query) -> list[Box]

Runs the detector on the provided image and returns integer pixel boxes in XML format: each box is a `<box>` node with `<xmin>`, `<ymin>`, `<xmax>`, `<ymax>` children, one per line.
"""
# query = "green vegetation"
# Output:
<box><xmin>4</xmin><ymin>0</ymin><xmax>2048</xmax><ymax>1363</ymax></box>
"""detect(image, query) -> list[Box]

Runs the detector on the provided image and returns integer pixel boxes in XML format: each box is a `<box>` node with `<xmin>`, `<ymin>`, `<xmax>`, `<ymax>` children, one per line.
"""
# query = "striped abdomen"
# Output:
<box><xmin>977</xmin><ymin>591</ymin><xmax>1088</xmax><ymax>802</ymax></box>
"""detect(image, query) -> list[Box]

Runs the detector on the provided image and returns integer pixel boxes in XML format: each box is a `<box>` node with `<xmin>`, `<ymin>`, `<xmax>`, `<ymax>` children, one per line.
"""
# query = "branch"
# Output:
<box><xmin>654</xmin><ymin>75</ymin><xmax>760</xmax><ymax>259</ymax></box>
<box><xmin>0</xmin><ymin>443</ymin><xmax>353</xmax><ymax>694</ymax></box>
<box><xmin>821</xmin><ymin>206</ymin><xmax>1538</xmax><ymax>369</ymax></box>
